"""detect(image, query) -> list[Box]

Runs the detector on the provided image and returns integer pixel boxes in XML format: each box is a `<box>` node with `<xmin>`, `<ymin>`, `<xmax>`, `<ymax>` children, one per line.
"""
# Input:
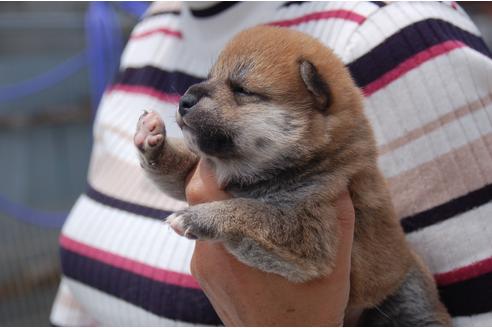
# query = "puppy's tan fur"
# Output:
<box><xmin>211</xmin><ymin>27</ymin><xmax>413</xmax><ymax>308</ymax></box>
<box><xmin>135</xmin><ymin>26</ymin><xmax>451</xmax><ymax>325</ymax></box>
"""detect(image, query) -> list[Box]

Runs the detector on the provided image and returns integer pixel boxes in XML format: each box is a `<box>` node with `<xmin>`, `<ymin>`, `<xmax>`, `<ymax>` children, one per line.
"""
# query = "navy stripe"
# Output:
<box><xmin>116</xmin><ymin>66</ymin><xmax>205</xmax><ymax>96</ymax></box>
<box><xmin>60</xmin><ymin>248</ymin><xmax>222</xmax><ymax>325</ymax></box>
<box><xmin>190</xmin><ymin>2</ymin><xmax>239</xmax><ymax>18</ymax></box>
<box><xmin>439</xmin><ymin>270</ymin><xmax>492</xmax><ymax>316</ymax></box>
<box><xmin>280</xmin><ymin>1</ymin><xmax>310</xmax><ymax>8</ymax></box>
<box><xmin>347</xmin><ymin>18</ymin><xmax>492</xmax><ymax>88</ymax></box>
<box><xmin>85</xmin><ymin>184</ymin><xmax>172</xmax><ymax>220</ymax></box>
<box><xmin>369</xmin><ymin>1</ymin><xmax>386</xmax><ymax>8</ymax></box>
<box><xmin>61</xmin><ymin>244</ymin><xmax>492</xmax><ymax>322</ymax></box>
<box><xmin>401</xmin><ymin>183</ymin><xmax>492</xmax><ymax>233</ymax></box>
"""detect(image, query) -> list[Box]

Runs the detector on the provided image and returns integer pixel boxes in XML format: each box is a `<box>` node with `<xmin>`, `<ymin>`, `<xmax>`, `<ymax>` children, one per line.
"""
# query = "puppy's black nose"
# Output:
<box><xmin>178</xmin><ymin>93</ymin><xmax>199</xmax><ymax>117</ymax></box>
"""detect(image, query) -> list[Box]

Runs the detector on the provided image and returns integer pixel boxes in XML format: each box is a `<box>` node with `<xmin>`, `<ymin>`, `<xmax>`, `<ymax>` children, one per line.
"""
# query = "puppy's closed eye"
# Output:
<box><xmin>229</xmin><ymin>81</ymin><xmax>266</xmax><ymax>104</ymax></box>
<box><xmin>230</xmin><ymin>83</ymin><xmax>255</xmax><ymax>97</ymax></box>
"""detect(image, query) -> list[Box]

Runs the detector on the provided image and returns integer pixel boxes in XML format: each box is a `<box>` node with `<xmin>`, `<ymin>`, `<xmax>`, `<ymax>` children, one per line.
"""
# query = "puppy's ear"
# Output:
<box><xmin>299</xmin><ymin>60</ymin><xmax>332</xmax><ymax>112</ymax></box>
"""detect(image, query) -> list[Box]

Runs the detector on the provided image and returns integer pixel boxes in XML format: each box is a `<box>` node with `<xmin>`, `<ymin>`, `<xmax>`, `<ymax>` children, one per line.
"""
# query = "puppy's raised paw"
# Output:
<box><xmin>165</xmin><ymin>209</ymin><xmax>218</xmax><ymax>240</ymax></box>
<box><xmin>134</xmin><ymin>111</ymin><xmax>166</xmax><ymax>158</ymax></box>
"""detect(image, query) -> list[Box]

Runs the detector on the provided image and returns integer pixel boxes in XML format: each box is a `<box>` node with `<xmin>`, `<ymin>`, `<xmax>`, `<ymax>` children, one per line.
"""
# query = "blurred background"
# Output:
<box><xmin>0</xmin><ymin>2</ymin><xmax>148</xmax><ymax>325</ymax></box>
<box><xmin>0</xmin><ymin>1</ymin><xmax>490</xmax><ymax>326</ymax></box>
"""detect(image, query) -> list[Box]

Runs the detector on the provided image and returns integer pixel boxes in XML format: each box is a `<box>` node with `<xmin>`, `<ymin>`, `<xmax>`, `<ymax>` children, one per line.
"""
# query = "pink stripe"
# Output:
<box><xmin>107</xmin><ymin>84</ymin><xmax>181</xmax><ymax>104</ymax></box>
<box><xmin>60</xmin><ymin>234</ymin><xmax>201</xmax><ymax>290</ymax></box>
<box><xmin>267</xmin><ymin>9</ymin><xmax>366</xmax><ymax>27</ymax></box>
<box><xmin>131</xmin><ymin>27</ymin><xmax>182</xmax><ymax>40</ymax></box>
<box><xmin>435</xmin><ymin>256</ymin><xmax>492</xmax><ymax>286</ymax></box>
<box><xmin>363</xmin><ymin>40</ymin><xmax>465</xmax><ymax>96</ymax></box>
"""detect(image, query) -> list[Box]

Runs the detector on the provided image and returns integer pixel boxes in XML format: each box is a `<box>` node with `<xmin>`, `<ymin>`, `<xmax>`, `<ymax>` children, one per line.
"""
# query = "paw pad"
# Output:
<box><xmin>134</xmin><ymin>110</ymin><xmax>165</xmax><ymax>154</ymax></box>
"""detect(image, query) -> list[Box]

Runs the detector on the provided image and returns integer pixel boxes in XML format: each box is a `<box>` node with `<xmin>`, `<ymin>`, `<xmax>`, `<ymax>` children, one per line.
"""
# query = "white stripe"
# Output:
<box><xmin>275</xmin><ymin>0</ymin><xmax>377</xmax><ymax>21</ymax></box>
<box><xmin>367</xmin><ymin>48</ymin><xmax>492</xmax><ymax>177</ymax></box>
<box><xmin>122</xmin><ymin>1</ymin><xmax>376</xmax><ymax>74</ymax></box>
<box><xmin>62</xmin><ymin>196</ymin><xmax>193</xmax><ymax>276</ymax></box>
<box><xmin>121</xmin><ymin>13</ymin><xmax>186</xmax><ymax>73</ymax></box>
<box><xmin>130</xmin><ymin>12</ymin><xmax>181</xmax><ymax>36</ymax></box>
<box><xmin>347</xmin><ymin>1</ymin><xmax>482</xmax><ymax>62</ymax></box>
<box><xmin>97</xmin><ymin>90</ymin><xmax>183</xmax><ymax>139</ymax></box>
<box><xmin>50</xmin><ymin>279</ymin><xmax>98</xmax><ymax>326</ymax></box>
<box><xmin>63</xmin><ymin>277</ymin><xmax>205</xmax><ymax>326</ymax></box>
<box><xmin>453</xmin><ymin>311</ymin><xmax>492</xmax><ymax>326</ymax></box>
<box><xmin>365</xmin><ymin>47</ymin><xmax>492</xmax><ymax>148</ymax></box>
<box><xmin>275</xmin><ymin>1</ymin><xmax>376</xmax><ymax>61</ymax></box>
<box><xmin>406</xmin><ymin>201</ymin><xmax>492</xmax><ymax>275</ymax></box>
<box><xmin>87</xmin><ymin>151</ymin><xmax>187</xmax><ymax>212</ymax></box>
<box><xmin>121</xmin><ymin>36</ymin><xmax>201</xmax><ymax>74</ymax></box>
<box><xmin>93</xmin><ymin>91</ymin><xmax>184</xmax><ymax>165</ymax></box>
<box><xmin>145</xmin><ymin>1</ymin><xmax>181</xmax><ymax>17</ymax></box>
<box><xmin>122</xmin><ymin>2</ymin><xmax>279</xmax><ymax>75</ymax></box>
<box><xmin>289</xmin><ymin>8</ymin><xmax>358</xmax><ymax>61</ymax></box>
<box><xmin>377</xmin><ymin>99</ymin><xmax>492</xmax><ymax>177</ymax></box>
<box><xmin>94</xmin><ymin>127</ymin><xmax>140</xmax><ymax>166</ymax></box>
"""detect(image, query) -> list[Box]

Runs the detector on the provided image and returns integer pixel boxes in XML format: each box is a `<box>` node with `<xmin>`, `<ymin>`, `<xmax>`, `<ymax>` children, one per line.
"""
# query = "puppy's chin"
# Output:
<box><xmin>182</xmin><ymin>124</ymin><xmax>237</xmax><ymax>159</ymax></box>
<box><xmin>181</xmin><ymin>127</ymin><xmax>198</xmax><ymax>153</ymax></box>
<box><xmin>176</xmin><ymin>111</ymin><xmax>199</xmax><ymax>131</ymax></box>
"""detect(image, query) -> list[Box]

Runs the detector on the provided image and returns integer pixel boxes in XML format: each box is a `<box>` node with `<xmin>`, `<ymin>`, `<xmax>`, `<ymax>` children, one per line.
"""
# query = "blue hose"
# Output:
<box><xmin>0</xmin><ymin>52</ymin><xmax>87</xmax><ymax>104</ymax></box>
<box><xmin>0</xmin><ymin>195</ymin><xmax>67</xmax><ymax>229</ymax></box>
<box><xmin>0</xmin><ymin>2</ymin><xmax>148</xmax><ymax>229</ymax></box>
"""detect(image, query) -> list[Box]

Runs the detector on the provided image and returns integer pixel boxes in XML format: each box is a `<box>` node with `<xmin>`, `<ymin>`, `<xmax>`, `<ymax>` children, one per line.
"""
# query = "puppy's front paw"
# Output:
<box><xmin>134</xmin><ymin>111</ymin><xmax>166</xmax><ymax>162</ymax></box>
<box><xmin>165</xmin><ymin>209</ymin><xmax>218</xmax><ymax>240</ymax></box>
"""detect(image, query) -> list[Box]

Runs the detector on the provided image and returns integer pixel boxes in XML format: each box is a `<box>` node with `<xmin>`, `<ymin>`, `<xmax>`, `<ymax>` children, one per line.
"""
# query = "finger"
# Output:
<box><xmin>185</xmin><ymin>160</ymin><xmax>230</xmax><ymax>205</ymax></box>
<box><xmin>196</xmin><ymin>160</ymin><xmax>222</xmax><ymax>189</ymax></box>
<box><xmin>333</xmin><ymin>190</ymin><xmax>355</xmax><ymax>270</ymax></box>
<box><xmin>190</xmin><ymin>243</ymin><xmax>238</xmax><ymax>325</ymax></box>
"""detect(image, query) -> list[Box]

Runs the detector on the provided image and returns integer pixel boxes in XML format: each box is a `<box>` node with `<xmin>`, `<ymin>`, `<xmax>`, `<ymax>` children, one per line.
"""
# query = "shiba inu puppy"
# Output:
<box><xmin>134</xmin><ymin>26</ymin><xmax>451</xmax><ymax>326</ymax></box>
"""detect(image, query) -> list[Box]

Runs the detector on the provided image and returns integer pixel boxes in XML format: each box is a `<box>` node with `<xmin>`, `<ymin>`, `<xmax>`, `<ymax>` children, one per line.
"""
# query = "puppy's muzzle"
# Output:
<box><xmin>179</xmin><ymin>84</ymin><xmax>209</xmax><ymax>117</ymax></box>
<box><xmin>178</xmin><ymin>93</ymin><xmax>199</xmax><ymax>117</ymax></box>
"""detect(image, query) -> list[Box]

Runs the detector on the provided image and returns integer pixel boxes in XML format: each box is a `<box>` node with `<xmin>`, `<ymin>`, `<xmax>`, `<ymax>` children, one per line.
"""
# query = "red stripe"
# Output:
<box><xmin>362</xmin><ymin>40</ymin><xmax>465</xmax><ymax>96</ymax></box>
<box><xmin>435</xmin><ymin>256</ymin><xmax>492</xmax><ymax>286</ymax></box>
<box><xmin>60</xmin><ymin>234</ymin><xmax>201</xmax><ymax>289</ymax></box>
<box><xmin>267</xmin><ymin>10</ymin><xmax>366</xmax><ymax>27</ymax></box>
<box><xmin>131</xmin><ymin>27</ymin><xmax>182</xmax><ymax>40</ymax></box>
<box><xmin>107</xmin><ymin>84</ymin><xmax>180</xmax><ymax>104</ymax></box>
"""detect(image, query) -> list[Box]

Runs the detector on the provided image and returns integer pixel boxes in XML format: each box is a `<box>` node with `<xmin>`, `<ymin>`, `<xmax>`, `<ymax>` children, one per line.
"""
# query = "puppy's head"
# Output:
<box><xmin>177</xmin><ymin>26</ymin><xmax>365</xmax><ymax>185</ymax></box>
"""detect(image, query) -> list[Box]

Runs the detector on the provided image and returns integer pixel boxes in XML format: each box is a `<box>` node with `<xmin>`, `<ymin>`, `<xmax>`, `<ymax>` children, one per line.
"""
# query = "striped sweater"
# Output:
<box><xmin>50</xmin><ymin>1</ymin><xmax>492</xmax><ymax>326</ymax></box>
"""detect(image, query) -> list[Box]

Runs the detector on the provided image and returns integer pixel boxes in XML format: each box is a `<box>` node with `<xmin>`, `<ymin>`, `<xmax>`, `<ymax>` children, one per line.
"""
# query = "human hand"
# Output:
<box><xmin>184</xmin><ymin>160</ymin><xmax>356</xmax><ymax>326</ymax></box>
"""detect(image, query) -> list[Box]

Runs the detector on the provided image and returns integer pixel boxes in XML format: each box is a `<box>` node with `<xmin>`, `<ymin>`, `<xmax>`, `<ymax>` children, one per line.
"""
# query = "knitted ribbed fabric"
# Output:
<box><xmin>50</xmin><ymin>2</ymin><xmax>492</xmax><ymax>326</ymax></box>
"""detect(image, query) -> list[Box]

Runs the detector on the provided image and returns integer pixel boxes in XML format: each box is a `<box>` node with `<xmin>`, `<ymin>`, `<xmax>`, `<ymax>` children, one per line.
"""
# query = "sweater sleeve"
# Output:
<box><xmin>343</xmin><ymin>2</ymin><xmax>492</xmax><ymax>325</ymax></box>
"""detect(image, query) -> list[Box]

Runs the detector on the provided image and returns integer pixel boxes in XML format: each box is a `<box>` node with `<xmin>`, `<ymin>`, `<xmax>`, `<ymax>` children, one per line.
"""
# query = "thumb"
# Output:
<box><xmin>185</xmin><ymin>159</ymin><xmax>230</xmax><ymax>205</ymax></box>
